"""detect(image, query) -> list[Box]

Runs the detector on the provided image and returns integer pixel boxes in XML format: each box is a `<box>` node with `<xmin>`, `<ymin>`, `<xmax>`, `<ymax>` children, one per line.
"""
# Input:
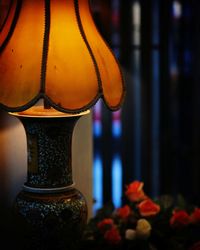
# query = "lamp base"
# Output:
<box><xmin>13</xmin><ymin>188</ymin><xmax>87</xmax><ymax>250</ymax></box>
<box><xmin>10</xmin><ymin>109</ymin><xmax>89</xmax><ymax>250</ymax></box>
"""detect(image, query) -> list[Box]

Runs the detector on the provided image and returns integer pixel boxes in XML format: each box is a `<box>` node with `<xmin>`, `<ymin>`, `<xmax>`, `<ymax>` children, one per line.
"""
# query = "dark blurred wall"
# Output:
<box><xmin>91</xmin><ymin>0</ymin><xmax>200</xmax><ymax>206</ymax></box>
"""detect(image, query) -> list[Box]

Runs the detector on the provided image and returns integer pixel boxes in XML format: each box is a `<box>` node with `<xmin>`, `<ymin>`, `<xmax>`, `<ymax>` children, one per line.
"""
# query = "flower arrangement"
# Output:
<box><xmin>80</xmin><ymin>180</ymin><xmax>200</xmax><ymax>250</ymax></box>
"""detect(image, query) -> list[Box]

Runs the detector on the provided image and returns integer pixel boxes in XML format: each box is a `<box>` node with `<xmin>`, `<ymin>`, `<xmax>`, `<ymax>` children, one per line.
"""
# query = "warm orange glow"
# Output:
<box><xmin>0</xmin><ymin>0</ymin><xmax>44</xmax><ymax>107</ymax></box>
<box><xmin>13</xmin><ymin>106</ymin><xmax>90</xmax><ymax>118</ymax></box>
<box><xmin>0</xmin><ymin>0</ymin><xmax>125</xmax><ymax>113</ymax></box>
<box><xmin>79</xmin><ymin>0</ymin><xmax>124</xmax><ymax>109</ymax></box>
<box><xmin>46</xmin><ymin>0</ymin><xmax>99</xmax><ymax>110</ymax></box>
<box><xmin>0</xmin><ymin>0</ymin><xmax>17</xmax><ymax>48</ymax></box>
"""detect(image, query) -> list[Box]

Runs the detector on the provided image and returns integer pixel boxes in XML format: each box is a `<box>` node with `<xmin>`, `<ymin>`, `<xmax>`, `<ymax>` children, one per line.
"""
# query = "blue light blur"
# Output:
<box><xmin>132</xmin><ymin>50</ymin><xmax>142</xmax><ymax>180</ymax></box>
<box><xmin>93</xmin><ymin>121</ymin><xmax>102</xmax><ymax>138</ymax></box>
<box><xmin>151</xmin><ymin>51</ymin><xmax>160</xmax><ymax>197</ymax></box>
<box><xmin>112</xmin><ymin>155</ymin><xmax>123</xmax><ymax>208</ymax></box>
<box><xmin>173</xmin><ymin>1</ymin><xmax>182</xmax><ymax>18</ymax></box>
<box><xmin>112</xmin><ymin>120</ymin><xmax>122</xmax><ymax>138</ymax></box>
<box><xmin>93</xmin><ymin>155</ymin><xmax>103</xmax><ymax>214</ymax></box>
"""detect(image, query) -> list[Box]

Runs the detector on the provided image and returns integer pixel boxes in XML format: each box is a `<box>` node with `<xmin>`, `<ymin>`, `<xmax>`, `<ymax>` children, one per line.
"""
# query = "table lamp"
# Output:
<box><xmin>0</xmin><ymin>0</ymin><xmax>125</xmax><ymax>249</ymax></box>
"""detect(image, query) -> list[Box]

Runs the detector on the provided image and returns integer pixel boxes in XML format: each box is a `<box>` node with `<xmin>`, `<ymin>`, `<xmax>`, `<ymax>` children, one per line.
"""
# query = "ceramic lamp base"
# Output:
<box><xmin>10</xmin><ymin>109</ymin><xmax>89</xmax><ymax>250</ymax></box>
<box><xmin>13</xmin><ymin>188</ymin><xmax>87</xmax><ymax>250</ymax></box>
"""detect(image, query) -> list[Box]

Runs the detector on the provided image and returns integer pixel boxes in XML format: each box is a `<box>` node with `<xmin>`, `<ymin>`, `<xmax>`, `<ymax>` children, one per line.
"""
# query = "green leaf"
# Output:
<box><xmin>176</xmin><ymin>194</ymin><xmax>187</xmax><ymax>210</ymax></box>
<box><xmin>157</xmin><ymin>195</ymin><xmax>174</xmax><ymax>211</ymax></box>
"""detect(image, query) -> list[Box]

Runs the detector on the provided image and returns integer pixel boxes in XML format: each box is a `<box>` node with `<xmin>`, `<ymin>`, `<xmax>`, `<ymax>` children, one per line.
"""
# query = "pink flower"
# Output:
<box><xmin>116</xmin><ymin>205</ymin><xmax>131</xmax><ymax>219</ymax></box>
<box><xmin>125</xmin><ymin>181</ymin><xmax>147</xmax><ymax>202</ymax></box>
<box><xmin>138</xmin><ymin>199</ymin><xmax>160</xmax><ymax>217</ymax></box>
<box><xmin>104</xmin><ymin>227</ymin><xmax>121</xmax><ymax>245</ymax></box>
<box><xmin>189</xmin><ymin>241</ymin><xmax>200</xmax><ymax>250</ymax></box>
<box><xmin>190</xmin><ymin>208</ymin><xmax>200</xmax><ymax>224</ymax></box>
<box><xmin>97</xmin><ymin>218</ymin><xmax>114</xmax><ymax>233</ymax></box>
<box><xmin>170</xmin><ymin>210</ymin><xmax>190</xmax><ymax>228</ymax></box>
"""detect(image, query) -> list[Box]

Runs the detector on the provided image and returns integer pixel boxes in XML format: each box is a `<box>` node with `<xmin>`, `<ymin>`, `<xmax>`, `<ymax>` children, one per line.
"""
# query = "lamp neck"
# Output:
<box><xmin>16</xmin><ymin>115</ymin><xmax>81</xmax><ymax>192</ymax></box>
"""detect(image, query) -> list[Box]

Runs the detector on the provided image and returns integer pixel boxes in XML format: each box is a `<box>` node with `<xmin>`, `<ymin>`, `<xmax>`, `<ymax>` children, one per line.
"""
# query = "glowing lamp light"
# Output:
<box><xmin>0</xmin><ymin>1</ymin><xmax>125</xmax><ymax>249</ymax></box>
<box><xmin>0</xmin><ymin>0</ymin><xmax>125</xmax><ymax>113</ymax></box>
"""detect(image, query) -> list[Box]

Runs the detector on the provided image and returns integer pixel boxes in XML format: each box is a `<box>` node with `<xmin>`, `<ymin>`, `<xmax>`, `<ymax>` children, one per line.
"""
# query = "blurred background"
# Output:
<box><xmin>1</xmin><ymin>0</ymin><xmax>200</xmax><ymax>216</ymax></box>
<box><xmin>90</xmin><ymin>0</ymin><xmax>200</xmax><ymax>213</ymax></box>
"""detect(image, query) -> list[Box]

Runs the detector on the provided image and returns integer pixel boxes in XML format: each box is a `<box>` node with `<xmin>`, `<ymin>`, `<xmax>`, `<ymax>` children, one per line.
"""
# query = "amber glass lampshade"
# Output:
<box><xmin>0</xmin><ymin>0</ymin><xmax>125</xmax><ymax>113</ymax></box>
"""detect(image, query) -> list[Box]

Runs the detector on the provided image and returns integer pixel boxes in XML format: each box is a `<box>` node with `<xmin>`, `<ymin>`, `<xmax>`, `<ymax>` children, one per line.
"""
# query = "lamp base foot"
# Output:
<box><xmin>13</xmin><ymin>188</ymin><xmax>87</xmax><ymax>250</ymax></box>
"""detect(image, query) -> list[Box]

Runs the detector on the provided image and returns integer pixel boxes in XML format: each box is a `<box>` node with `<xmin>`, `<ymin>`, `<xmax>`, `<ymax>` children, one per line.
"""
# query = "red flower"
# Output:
<box><xmin>170</xmin><ymin>210</ymin><xmax>190</xmax><ymax>228</ymax></box>
<box><xmin>116</xmin><ymin>205</ymin><xmax>131</xmax><ymax>219</ymax></box>
<box><xmin>125</xmin><ymin>181</ymin><xmax>147</xmax><ymax>202</ymax></box>
<box><xmin>104</xmin><ymin>227</ymin><xmax>122</xmax><ymax>245</ymax></box>
<box><xmin>190</xmin><ymin>208</ymin><xmax>200</xmax><ymax>224</ymax></box>
<box><xmin>189</xmin><ymin>241</ymin><xmax>200</xmax><ymax>250</ymax></box>
<box><xmin>97</xmin><ymin>218</ymin><xmax>114</xmax><ymax>233</ymax></box>
<box><xmin>138</xmin><ymin>199</ymin><xmax>160</xmax><ymax>217</ymax></box>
